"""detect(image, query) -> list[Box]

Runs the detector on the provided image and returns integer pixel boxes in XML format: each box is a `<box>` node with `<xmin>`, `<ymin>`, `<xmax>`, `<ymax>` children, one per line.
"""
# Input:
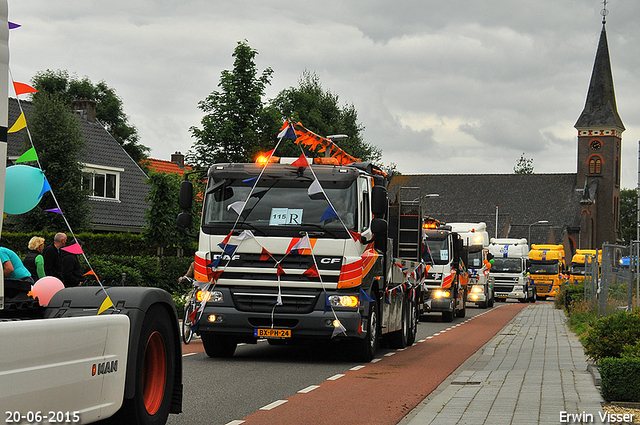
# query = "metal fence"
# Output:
<box><xmin>584</xmin><ymin>243</ymin><xmax>636</xmax><ymax>317</ymax></box>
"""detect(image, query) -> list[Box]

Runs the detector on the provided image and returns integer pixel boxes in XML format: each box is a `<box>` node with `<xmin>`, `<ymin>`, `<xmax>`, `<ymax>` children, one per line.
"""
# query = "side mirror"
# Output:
<box><xmin>179</xmin><ymin>180</ymin><xmax>193</xmax><ymax>210</ymax></box>
<box><xmin>177</xmin><ymin>212</ymin><xmax>192</xmax><ymax>229</ymax></box>
<box><xmin>371</xmin><ymin>218</ymin><xmax>388</xmax><ymax>235</ymax></box>
<box><xmin>371</xmin><ymin>186</ymin><xmax>387</xmax><ymax>216</ymax></box>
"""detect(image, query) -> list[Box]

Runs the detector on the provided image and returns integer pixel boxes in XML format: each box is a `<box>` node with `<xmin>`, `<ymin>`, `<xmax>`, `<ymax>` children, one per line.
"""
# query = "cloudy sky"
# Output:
<box><xmin>6</xmin><ymin>0</ymin><xmax>640</xmax><ymax>188</ymax></box>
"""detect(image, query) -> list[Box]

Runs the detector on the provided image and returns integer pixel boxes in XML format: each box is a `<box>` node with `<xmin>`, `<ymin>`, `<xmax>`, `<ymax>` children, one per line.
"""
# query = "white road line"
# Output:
<box><xmin>384</xmin><ymin>352</ymin><xmax>396</xmax><ymax>357</ymax></box>
<box><xmin>298</xmin><ymin>385</ymin><xmax>320</xmax><ymax>393</ymax></box>
<box><xmin>182</xmin><ymin>352</ymin><xmax>197</xmax><ymax>357</ymax></box>
<box><xmin>225</xmin><ymin>421</ymin><xmax>245</xmax><ymax>425</ymax></box>
<box><xmin>327</xmin><ymin>374</ymin><xmax>345</xmax><ymax>381</ymax></box>
<box><xmin>350</xmin><ymin>365</ymin><xmax>366</xmax><ymax>371</ymax></box>
<box><xmin>260</xmin><ymin>400</ymin><xmax>288</xmax><ymax>410</ymax></box>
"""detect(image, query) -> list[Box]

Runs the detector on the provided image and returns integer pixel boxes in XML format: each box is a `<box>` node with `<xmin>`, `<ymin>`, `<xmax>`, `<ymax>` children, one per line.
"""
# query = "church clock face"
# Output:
<box><xmin>589</xmin><ymin>140</ymin><xmax>602</xmax><ymax>150</ymax></box>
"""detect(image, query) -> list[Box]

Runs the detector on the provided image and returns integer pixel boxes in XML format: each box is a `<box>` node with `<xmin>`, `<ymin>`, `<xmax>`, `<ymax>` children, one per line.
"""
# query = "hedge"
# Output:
<box><xmin>582</xmin><ymin>310</ymin><xmax>640</xmax><ymax>361</ymax></box>
<box><xmin>599</xmin><ymin>357</ymin><xmax>640</xmax><ymax>402</ymax></box>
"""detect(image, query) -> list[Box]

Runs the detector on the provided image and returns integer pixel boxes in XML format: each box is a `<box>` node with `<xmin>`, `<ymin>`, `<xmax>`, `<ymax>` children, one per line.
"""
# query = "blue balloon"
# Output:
<box><xmin>4</xmin><ymin>165</ymin><xmax>46</xmax><ymax>214</ymax></box>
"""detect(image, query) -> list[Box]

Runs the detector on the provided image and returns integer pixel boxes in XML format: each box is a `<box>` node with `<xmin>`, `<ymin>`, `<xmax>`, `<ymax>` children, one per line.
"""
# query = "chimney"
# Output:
<box><xmin>71</xmin><ymin>99</ymin><xmax>97</xmax><ymax>123</ymax></box>
<box><xmin>171</xmin><ymin>151</ymin><xmax>185</xmax><ymax>168</ymax></box>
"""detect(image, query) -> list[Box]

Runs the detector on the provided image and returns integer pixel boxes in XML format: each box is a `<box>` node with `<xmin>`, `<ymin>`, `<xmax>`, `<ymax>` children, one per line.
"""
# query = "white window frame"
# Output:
<box><xmin>82</xmin><ymin>164</ymin><xmax>124</xmax><ymax>200</ymax></box>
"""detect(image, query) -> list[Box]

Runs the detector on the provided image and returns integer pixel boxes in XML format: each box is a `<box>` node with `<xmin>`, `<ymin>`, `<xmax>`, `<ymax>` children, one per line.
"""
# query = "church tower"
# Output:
<box><xmin>574</xmin><ymin>8</ymin><xmax>624</xmax><ymax>249</ymax></box>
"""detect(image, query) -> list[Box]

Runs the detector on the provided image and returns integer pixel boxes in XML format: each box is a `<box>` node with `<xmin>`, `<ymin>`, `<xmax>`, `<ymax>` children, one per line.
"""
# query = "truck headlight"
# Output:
<box><xmin>513</xmin><ymin>286</ymin><xmax>523</xmax><ymax>292</ymax></box>
<box><xmin>471</xmin><ymin>286</ymin><xmax>484</xmax><ymax>293</ymax></box>
<box><xmin>434</xmin><ymin>290</ymin><xmax>451</xmax><ymax>299</ymax></box>
<box><xmin>328</xmin><ymin>295</ymin><xmax>359</xmax><ymax>307</ymax></box>
<box><xmin>197</xmin><ymin>290</ymin><xmax>223</xmax><ymax>303</ymax></box>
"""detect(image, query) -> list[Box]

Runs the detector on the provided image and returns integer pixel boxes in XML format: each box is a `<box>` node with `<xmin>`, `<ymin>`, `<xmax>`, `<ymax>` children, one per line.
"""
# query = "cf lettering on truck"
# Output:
<box><xmin>177</xmin><ymin>122</ymin><xmax>427</xmax><ymax>362</ymax></box>
<box><xmin>0</xmin><ymin>4</ymin><xmax>182</xmax><ymax>423</ymax></box>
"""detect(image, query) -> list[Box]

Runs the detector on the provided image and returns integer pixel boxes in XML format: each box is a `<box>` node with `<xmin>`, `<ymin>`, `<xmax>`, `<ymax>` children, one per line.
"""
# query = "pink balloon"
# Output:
<box><xmin>32</xmin><ymin>276</ymin><xmax>65</xmax><ymax>306</ymax></box>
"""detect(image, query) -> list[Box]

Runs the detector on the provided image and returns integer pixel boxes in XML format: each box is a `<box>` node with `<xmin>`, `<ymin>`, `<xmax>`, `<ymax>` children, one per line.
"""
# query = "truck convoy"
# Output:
<box><xmin>569</xmin><ymin>249</ymin><xmax>600</xmax><ymax>285</ymax></box>
<box><xmin>177</xmin><ymin>133</ymin><xmax>427</xmax><ymax>362</ymax></box>
<box><xmin>450</xmin><ymin>222</ymin><xmax>493</xmax><ymax>308</ymax></box>
<box><xmin>419</xmin><ymin>220</ymin><xmax>469</xmax><ymax>321</ymax></box>
<box><xmin>528</xmin><ymin>244</ymin><xmax>568</xmax><ymax>299</ymax></box>
<box><xmin>0</xmin><ymin>4</ymin><xmax>182</xmax><ymax>423</ymax></box>
<box><xmin>487</xmin><ymin>238</ymin><xmax>536</xmax><ymax>303</ymax></box>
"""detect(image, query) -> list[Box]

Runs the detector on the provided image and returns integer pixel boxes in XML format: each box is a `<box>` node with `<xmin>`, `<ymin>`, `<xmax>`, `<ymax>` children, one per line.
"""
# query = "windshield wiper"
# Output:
<box><xmin>298</xmin><ymin>223</ymin><xmax>339</xmax><ymax>238</ymax></box>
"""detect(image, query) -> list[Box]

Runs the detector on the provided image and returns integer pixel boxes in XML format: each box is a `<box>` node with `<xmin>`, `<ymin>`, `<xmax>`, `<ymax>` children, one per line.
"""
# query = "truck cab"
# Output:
<box><xmin>450</xmin><ymin>222</ymin><xmax>493</xmax><ymax>309</ymax></box>
<box><xmin>488</xmin><ymin>238</ymin><xmax>536</xmax><ymax>303</ymax></box>
<box><xmin>529</xmin><ymin>244</ymin><xmax>568</xmax><ymax>299</ymax></box>
<box><xmin>420</xmin><ymin>222</ymin><xmax>468</xmax><ymax>322</ymax></box>
<box><xmin>569</xmin><ymin>249</ymin><xmax>600</xmax><ymax>285</ymax></box>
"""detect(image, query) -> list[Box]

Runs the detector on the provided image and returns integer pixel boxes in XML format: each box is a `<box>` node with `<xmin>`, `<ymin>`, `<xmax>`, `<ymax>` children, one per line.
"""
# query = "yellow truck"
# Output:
<box><xmin>569</xmin><ymin>249</ymin><xmax>600</xmax><ymax>285</ymax></box>
<box><xmin>528</xmin><ymin>244</ymin><xmax>568</xmax><ymax>299</ymax></box>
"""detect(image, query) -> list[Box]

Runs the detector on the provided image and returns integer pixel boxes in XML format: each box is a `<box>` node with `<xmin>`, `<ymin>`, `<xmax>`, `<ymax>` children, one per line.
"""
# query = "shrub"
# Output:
<box><xmin>599</xmin><ymin>357</ymin><xmax>640</xmax><ymax>402</ymax></box>
<box><xmin>555</xmin><ymin>283</ymin><xmax>584</xmax><ymax>312</ymax></box>
<box><xmin>566</xmin><ymin>299</ymin><xmax>597</xmax><ymax>339</ymax></box>
<box><xmin>582</xmin><ymin>310</ymin><xmax>640</xmax><ymax>362</ymax></box>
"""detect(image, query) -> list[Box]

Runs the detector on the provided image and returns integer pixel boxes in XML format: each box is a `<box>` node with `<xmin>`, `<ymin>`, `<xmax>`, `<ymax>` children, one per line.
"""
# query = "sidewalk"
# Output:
<box><xmin>399</xmin><ymin>302</ymin><xmax>608</xmax><ymax>425</ymax></box>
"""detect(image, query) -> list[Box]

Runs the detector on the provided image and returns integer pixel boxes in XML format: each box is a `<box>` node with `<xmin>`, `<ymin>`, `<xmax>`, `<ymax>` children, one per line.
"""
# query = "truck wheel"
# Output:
<box><xmin>108</xmin><ymin>305</ymin><xmax>176</xmax><ymax>425</ymax></box>
<box><xmin>182</xmin><ymin>303</ymin><xmax>194</xmax><ymax>345</ymax></box>
<box><xmin>407</xmin><ymin>298</ymin><xmax>418</xmax><ymax>346</ymax></box>
<box><xmin>442</xmin><ymin>310</ymin><xmax>454</xmax><ymax>322</ymax></box>
<box><xmin>488</xmin><ymin>292</ymin><xmax>494</xmax><ymax>308</ymax></box>
<box><xmin>388</xmin><ymin>301</ymin><xmax>409</xmax><ymax>349</ymax></box>
<box><xmin>351</xmin><ymin>297</ymin><xmax>379</xmax><ymax>362</ymax></box>
<box><xmin>201</xmin><ymin>333</ymin><xmax>237</xmax><ymax>358</ymax></box>
<box><xmin>456</xmin><ymin>290</ymin><xmax>466</xmax><ymax>318</ymax></box>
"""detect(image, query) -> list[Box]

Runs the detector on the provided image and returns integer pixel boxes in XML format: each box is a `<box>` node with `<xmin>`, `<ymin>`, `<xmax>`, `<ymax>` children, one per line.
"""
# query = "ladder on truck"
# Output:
<box><xmin>393</xmin><ymin>187</ymin><xmax>422</xmax><ymax>261</ymax></box>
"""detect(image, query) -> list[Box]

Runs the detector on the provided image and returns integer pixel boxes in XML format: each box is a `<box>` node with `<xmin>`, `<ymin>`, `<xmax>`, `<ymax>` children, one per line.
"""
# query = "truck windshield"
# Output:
<box><xmin>423</xmin><ymin>239</ymin><xmax>450</xmax><ymax>265</ymax></box>
<box><xmin>491</xmin><ymin>258</ymin><xmax>522</xmax><ymax>273</ymax></box>
<box><xmin>571</xmin><ymin>263</ymin><xmax>585</xmax><ymax>275</ymax></box>
<box><xmin>467</xmin><ymin>251</ymin><xmax>483</xmax><ymax>268</ymax></box>
<box><xmin>529</xmin><ymin>261</ymin><xmax>558</xmax><ymax>275</ymax></box>
<box><xmin>201</xmin><ymin>177</ymin><xmax>357</xmax><ymax>237</ymax></box>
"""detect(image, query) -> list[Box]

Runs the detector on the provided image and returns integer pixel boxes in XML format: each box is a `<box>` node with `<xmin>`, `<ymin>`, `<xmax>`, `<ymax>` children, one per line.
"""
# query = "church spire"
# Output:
<box><xmin>574</xmin><ymin>9</ymin><xmax>624</xmax><ymax>132</ymax></box>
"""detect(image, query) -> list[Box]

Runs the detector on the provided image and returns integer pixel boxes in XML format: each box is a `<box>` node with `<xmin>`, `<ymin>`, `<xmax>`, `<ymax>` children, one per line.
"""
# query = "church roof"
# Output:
<box><xmin>574</xmin><ymin>25</ymin><xmax>625</xmax><ymax>131</ymax></box>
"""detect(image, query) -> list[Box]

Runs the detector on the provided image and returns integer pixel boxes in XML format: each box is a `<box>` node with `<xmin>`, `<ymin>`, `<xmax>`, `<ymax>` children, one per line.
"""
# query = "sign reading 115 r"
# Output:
<box><xmin>270</xmin><ymin>208</ymin><xmax>303</xmax><ymax>225</ymax></box>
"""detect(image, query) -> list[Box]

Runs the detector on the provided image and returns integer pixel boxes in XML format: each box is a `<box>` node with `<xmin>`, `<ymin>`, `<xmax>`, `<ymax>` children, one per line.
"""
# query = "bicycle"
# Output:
<box><xmin>181</xmin><ymin>276</ymin><xmax>198</xmax><ymax>345</ymax></box>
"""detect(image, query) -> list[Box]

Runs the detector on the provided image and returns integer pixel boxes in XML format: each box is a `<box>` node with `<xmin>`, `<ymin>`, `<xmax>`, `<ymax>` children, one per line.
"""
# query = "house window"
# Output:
<box><xmin>82</xmin><ymin>164</ymin><xmax>124</xmax><ymax>200</ymax></box>
<box><xmin>588</xmin><ymin>157</ymin><xmax>602</xmax><ymax>174</ymax></box>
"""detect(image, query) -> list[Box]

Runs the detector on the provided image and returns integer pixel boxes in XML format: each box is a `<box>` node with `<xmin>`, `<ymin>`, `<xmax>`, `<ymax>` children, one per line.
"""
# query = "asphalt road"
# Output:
<box><xmin>167</xmin><ymin>301</ymin><xmax>528</xmax><ymax>425</ymax></box>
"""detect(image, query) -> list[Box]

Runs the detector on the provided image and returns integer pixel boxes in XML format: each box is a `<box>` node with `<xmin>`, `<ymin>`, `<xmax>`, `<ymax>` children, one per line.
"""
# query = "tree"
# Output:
<box><xmin>514</xmin><ymin>153</ymin><xmax>534</xmax><ymax>174</ymax></box>
<box><xmin>620</xmin><ymin>188</ymin><xmax>637</xmax><ymax>245</ymax></box>
<box><xmin>187</xmin><ymin>40</ymin><xmax>280</xmax><ymax>167</ymax></box>
<box><xmin>270</xmin><ymin>70</ymin><xmax>381</xmax><ymax>162</ymax></box>
<box><xmin>31</xmin><ymin>69</ymin><xmax>149</xmax><ymax>162</ymax></box>
<box><xmin>11</xmin><ymin>91</ymin><xmax>92</xmax><ymax>232</ymax></box>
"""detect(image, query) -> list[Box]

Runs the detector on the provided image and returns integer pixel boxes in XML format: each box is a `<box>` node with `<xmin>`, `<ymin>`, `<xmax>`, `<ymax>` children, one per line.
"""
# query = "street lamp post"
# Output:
<box><xmin>528</xmin><ymin>220</ymin><xmax>549</xmax><ymax>246</ymax></box>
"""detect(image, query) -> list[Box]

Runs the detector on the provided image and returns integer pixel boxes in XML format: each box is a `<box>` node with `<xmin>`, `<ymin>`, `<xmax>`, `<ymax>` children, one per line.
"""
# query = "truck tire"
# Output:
<box><xmin>442</xmin><ymin>310</ymin><xmax>454</xmax><ymax>322</ymax></box>
<box><xmin>351</xmin><ymin>297</ymin><xmax>379</xmax><ymax>362</ymax></box>
<box><xmin>105</xmin><ymin>305</ymin><xmax>177</xmax><ymax>425</ymax></box>
<box><xmin>456</xmin><ymin>289</ymin><xmax>466</xmax><ymax>318</ymax></box>
<box><xmin>201</xmin><ymin>333</ymin><xmax>237</xmax><ymax>358</ymax></box>
<box><xmin>407</xmin><ymin>298</ymin><xmax>418</xmax><ymax>346</ymax></box>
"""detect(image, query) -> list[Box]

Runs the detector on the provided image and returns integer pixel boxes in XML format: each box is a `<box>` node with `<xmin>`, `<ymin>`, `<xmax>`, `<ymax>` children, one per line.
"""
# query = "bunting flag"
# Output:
<box><xmin>45</xmin><ymin>208</ymin><xmax>62</xmax><ymax>214</ymax></box>
<box><xmin>39</xmin><ymin>177</ymin><xmax>51</xmax><ymax>199</ymax></box>
<box><xmin>97</xmin><ymin>295</ymin><xmax>114</xmax><ymax>315</ymax></box>
<box><xmin>8</xmin><ymin>112</ymin><xmax>26</xmax><ymax>133</ymax></box>
<box><xmin>236</xmin><ymin>230</ymin><xmax>255</xmax><ymax>241</ymax></box>
<box><xmin>277</xmin><ymin>264</ymin><xmax>286</xmax><ymax>276</ymax></box>
<box><xmin>15</xmin><ymin>147</ymin><xmax>38</xmax><ymax>163</ymax></box>
<box><xmin>331</xmin><ymin>322</ymin><xmax>347</xmax><ymax>338</ymax></box>
<box><xmin>211</xmin><ymin>256</ymin><xmax>222</xmax><ymax>268</ymax></box>
<box><xmin>217</xmin><ymin>243</ymin><xmax>237</xmax><ymax>256</ymax></box>
<box><xmin>220</xmin><ymin>232</ymin><xmax>232</xmax><ymax>245</ymax></box>
<box><xmin>320</xmin><ymin>205</ymin><xmax>338</xmax><ymax>222</ymax></box>
<box><xmin>243</xmin><ymin>177</ymin><xmax>258</xmax><ymax>188</ymax></box>
<box><xmin>83</xmin><ymin>270</ymin><xmax>98</xmax><ymax>278</ymax></box>
<box><xmin>290</xmin><ymin>154</ymin><xmax>309</xmax><ymax>167</ymax></box>
<box><xmin>13</xmin><ymin>82</ymin><xmax>37</xmax><ymax>95</ymax></box>
<box><xmin>302</xmin><ymin>264</ymin><xmax>319</xmax><ymax>278</ymax></box>
<box><xmin>259</xmin><ymin>247</ymin><xmax>271</xmax><ymax>261</ymax></box>
<box><xmin>289</xmin><ymin>235</ymin><xmax>312</xmax><ymax>256</ymax></box>
<box><xmin>284</xmin><ymin>121</ymin><xmax>361</xmax><ymax>165</ymax></box>
<box><xmin>278</xmin><ymin>123</ymin><xmax>297</xmax><ymax>140</ymax></box>
<box><xmin>9</xmin><ymin>22</ymin><xmax>20</xmax><ymax>29</ymax></box>
<box><xmin>210</xmin><ymin>270</ymin><xmax>223</xmax><ymax>283</ymax></box>
<box><xmin>227</xmin><ymin>201</ymin><xmax>246</xmax><ymax>216</ymax></box>
<box><xmin>61</xmin><ymin>242</ymin><xmax>83</xmax><ymax>255</ymax></box>
<box><xmin>359</xmin><ymin>287</ymin><xmax>374</xmax><ymax>303</ymax></box>
<box><xmin>348</xmin><ymin>230</ymin><xmax>362</xmax><ymax>243</ymax></box>
<box><xmin>307</xmin><ymin>179</ymin><xmax>323</xmax><ymax>197</ymax></box>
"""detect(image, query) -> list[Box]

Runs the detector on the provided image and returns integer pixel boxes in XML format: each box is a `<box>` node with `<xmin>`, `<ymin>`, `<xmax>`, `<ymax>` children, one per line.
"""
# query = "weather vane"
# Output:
<box><xmin>601</xmin><ymin>0</ymin><xmax>609</xmax><ymax>24</ymax></box>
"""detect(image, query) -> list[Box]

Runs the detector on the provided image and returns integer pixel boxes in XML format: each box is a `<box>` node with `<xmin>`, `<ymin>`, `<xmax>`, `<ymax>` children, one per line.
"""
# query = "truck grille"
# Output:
<box><xmin>494</xmin><ymin>284</ymin><xmax>515</xmax><ymax>293</ymax></box>
<box><xmin>230</xmin><ymin>287</ymin><xmax>320</xmax><ymax>314</ymax></box>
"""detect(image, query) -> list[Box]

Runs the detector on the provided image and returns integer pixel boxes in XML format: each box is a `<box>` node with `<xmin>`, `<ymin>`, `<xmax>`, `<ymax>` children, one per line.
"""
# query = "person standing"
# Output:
<box><xmin>61</xmin><ymin>239</ymin><xmax>85</xmax><ymax>287</ymax></box>
<box><xmin>0</xmin><ymin>246</ymin><xmax>33</xmax><ymax>282</ymax></box>
<box><xmin>43</xmin><ymin>232</ymin><xmax>67</xmax><ymax>281</ymax></box>
<box><xmin>23</xmin><ymin>236</ymin><xmax>46</xmax><ymax>281</ymax></box>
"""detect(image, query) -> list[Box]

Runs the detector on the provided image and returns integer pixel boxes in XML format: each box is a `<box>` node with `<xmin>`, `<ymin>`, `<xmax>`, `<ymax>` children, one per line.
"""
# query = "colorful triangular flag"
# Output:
<box><xmin>259</xmin><ymin>247</ymin><xmax>271</xmax><ymax>261</ymax></box>
<box><xmin>227</xmin><ymin>201</ymin><xmax>246</xmax><ymax>216</ymax></box>
<box><xmin>359</xmin><ymin>288</ymin><xmax>375</xmax><ymax>303</ymax></box>
<box><xmin>61</xmin><ymin>242</ymin><xmax>83</xmax><ymax>255</ymax></box>
<box><xmin>291</xmin><ymin>154</ymin><xmax>309</xmax><ymax>167</ymax></box>
<box><xmin>307</xmin><ymin>179</ymin><xmax>323</xmax><ymax>198</ymax></box>
<box><xmin>217</xmin><ymin>243</ymin><xmax>237</xmax><ymax>256</ymax></box>
<box><xmin>243</xmin><ymin>177</ymin><xmax>258</xmax><ymax>188</ymax></box>
<box><xmin>277</xmin><ymin>264</ymin><xmax>286</xmax><ymax>276</ymax></box>
<box><xmin>278</xmin><ymin>124</ymin><xmax>297</xmax><ymax>140</ymax></box>
<box><xmin>320</xmin><ymin>205</ymin><xmax>338</xmax><ymax>221</ymax></box>
<box><xmin>289</xmin><ymin>235</ymin><xmax>312</xmax><ymax>256</ymax></box>
<box><xmin>15</xmin><ymin>147</ymin><xmax>38</xmax><ymax>163</ymax></box>
<box><xmin>45</xmin><ymin>208</ymin><xmax>63</xmax><ymax>214</ymax></box>
<box><xmin>302</xmin><ymin>264</ymin><xmax>319</xmax><ymax>278</ymax></box>
<box><xmin>98</xmin><ymin>295</ymin><xmax>114</xmax><ymax>315</ymax></box>
<box><xmin>236</xmin><ymin>230</ymin><xmax>255</xmax><ymax>241</ymax></box>
<box><xmin>38</xmin><ymin>177</ymin><xmax>51</xmax><ymax>199</ymax></box>
<box><xmin>8</xmin><ymin>113</ymin><xmax>26</xmax><ymax>133</ymax></box>
<box><xmin>13</xmin><ymin>82</ymin><xmax>37</xmax><ymax>96</ymax></box>
<box><xmin>9</xmin><ymin>22</ymin><xmax>20</xmax><ymax>29</ymax></box>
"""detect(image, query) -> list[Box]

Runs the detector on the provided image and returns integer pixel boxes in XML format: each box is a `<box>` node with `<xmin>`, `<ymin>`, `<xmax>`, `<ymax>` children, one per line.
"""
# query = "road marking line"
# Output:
<box><xmin>384</xmin><ymin>352</ymin><xmax>396</xmax><ymax>357</ymax></box>
<box><xmin>350</xmin><ymin>365</ymin><xmax>366</xmax><ymax>371</ymax></box>
<box><xmin>260</xmin><ymin>400</ymin><xmax>288</xmax><ymax>410</ymax></box>
<box><xmin>327</xmin><ymin>374</ymin><xmax>345</xmax><ymax>381</ymax></box>
<box><xmin>298</xmin><ymin>385</ymin><xmax>320</xmax><ymax>393</ymax></box>
<box><xmin>183</xmin><ymin>352</ymin><xmax>197</xmax><ymax>357</ymax></box>
<box><xmin>225</xmin><ymin>421</ymin><xmax>245</xmax><ymax>425</ymax></box>
<box><xmin>371</xmin><ymin>358</ymin><xmax>382</xmax><ymax>363</ymax></box>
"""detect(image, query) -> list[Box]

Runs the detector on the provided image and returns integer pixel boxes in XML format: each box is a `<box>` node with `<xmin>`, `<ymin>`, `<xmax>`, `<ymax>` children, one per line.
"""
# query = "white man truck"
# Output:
<box><xmin>177</xmin><ymin>157</ymin><xmax>426</xmax><ymax>362</ymax></box>
<box><xmin>419</xmin><ymin>220</ymin><xmax>469</xmax><ymax>322</ymax></box>
<box><xmin>0</xmin><ymin>4</ymin><xmax>182</xmax><ymax>423</ymax></box>
<box><xmin>450</xmin><ymin>222</ymin><xmax>493</xmax><ymax>309</ymax></box>
<box><xmin>488</xmin><ymin>238</ymin><xmax>536</xmax><ymax>303</ymax></box>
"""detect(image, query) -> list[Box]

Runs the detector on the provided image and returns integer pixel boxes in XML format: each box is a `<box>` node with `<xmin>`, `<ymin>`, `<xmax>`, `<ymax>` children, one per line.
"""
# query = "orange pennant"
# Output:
<box><xmin>13</xmin><ymin>82</ymin><xmax>37</xmax><ymax>95</ymax></box>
